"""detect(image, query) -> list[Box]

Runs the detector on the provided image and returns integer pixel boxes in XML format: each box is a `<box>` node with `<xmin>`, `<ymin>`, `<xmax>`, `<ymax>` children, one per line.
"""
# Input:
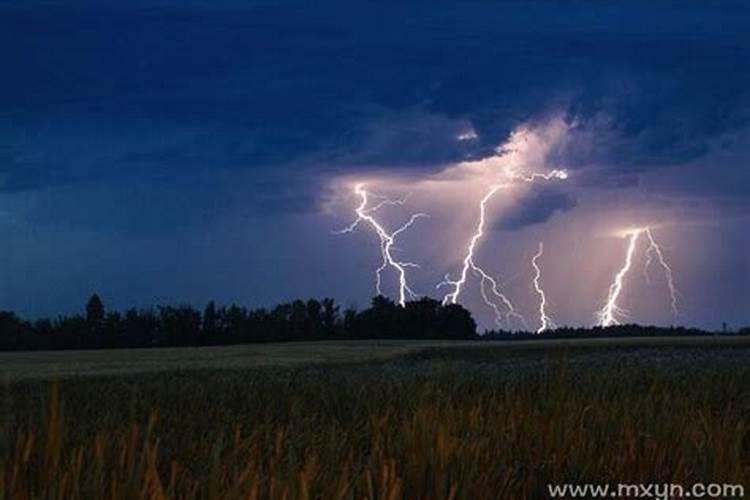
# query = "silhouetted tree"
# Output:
<box><xmin>357</xmin><ymin>295</ymin><xmax>399</xmax><ymax>338</ymax></box>
<box><xmin>122</xmin><ymin>308</ymin><xmax>159</xmax><ymax>347</ymax></box>
<box><xmin>306</xmin><ymin>299</ymin><xmax>323</xmax><ymax>337</ymax></box>
<box><xmin>158</xmin><ymin>305</ymin><xmax>202</xmax><ymax>346</ymax></box>
<box><xmin>86</xmin><ymin>294</ymin><xmax>105</xmax><ymax>324</ymax></box>
<box><xmin>0</xmin><ymin>312</ymin><xmax>34</xmax><ymax>350</ymax></box>
<box><xmin>101</xmin><ymin>312</ymin><xmax>122</xmax><ymax>348</ymax></box>
<box><xmin>438</xmin><ymin>303</ymin><xmax>477</xmax><ymax>339</ymax></box>
<box><xmin>290</xmin><ymin>300</ymin><xmax>308</xmax><ymax>339</ymax></box>
<box><xmin>1</xmin><ymin>293</ymin><xmax>744</xmax><ymax>352</ymax></box>
<box><xmin>321</xmin><ymin>298</ymin><xmax>339</xmax><ymax>336</ymax></box>
<box><xmin>225</xmin><ymin>305</ymin><xmax>249</xmax><ymax>342</ymax></box>
<box><xmin>203</xmin><ymin>301</ymin><xmax>219</xmax><ymax>343</ymax></box>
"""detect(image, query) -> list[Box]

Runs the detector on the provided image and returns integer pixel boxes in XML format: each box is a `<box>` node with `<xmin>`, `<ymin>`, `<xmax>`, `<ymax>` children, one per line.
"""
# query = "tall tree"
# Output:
<box><xmin>203</xmin><ymin>301</ymin><xmax>218</xmax><ymax>343</ymax></box>
<box><xmin>85</xmin><ymin>294</ymin><xmax>105</xmax><ymax>324</ymax></box>
<box><xmin>321</xmin><ymin>298</ymin><xmax>339</xmax><ymax>336</ymax></box>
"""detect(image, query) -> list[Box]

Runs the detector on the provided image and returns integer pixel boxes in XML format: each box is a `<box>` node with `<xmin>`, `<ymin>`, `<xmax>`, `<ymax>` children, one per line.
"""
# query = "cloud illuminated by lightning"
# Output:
<box><xmin>438</xmin><ymin>169</ymin><xmax>567</xmax><ymax>329</ymax></box>
<box><xmin>437</xmin><ymin>184</ymin><xmax>526</xmax><ymax>328</ymax></box>
<box><xmin>531</xmin><ymin>242</ymin><xmax>555</xmax><ymax>334</ymax></box>
<box><xmin>335</xmin><ymin>184</ymin><xmax>427</xmax><ymax>307</ymax></box>
<box><xmin>332</xmin><ymin>117</ymin><xmax>574</xmax><ymax>327</ymax></box>
<box><xmin>329</xmin><ymin>117</ymin><xmax>687</xmax><ymax>330</ymax></box>
<box><xmin>597</xmin><ymin>227</ymin><xmax>679</xmax><ymax>327</ymax></box>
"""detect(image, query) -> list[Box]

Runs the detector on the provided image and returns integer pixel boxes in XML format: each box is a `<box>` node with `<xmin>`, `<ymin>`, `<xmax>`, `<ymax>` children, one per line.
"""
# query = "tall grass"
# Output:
<box><xmin>1</xmin><ymin>350</ymin><xmax>748</xmax><ymax>499</ymax></box>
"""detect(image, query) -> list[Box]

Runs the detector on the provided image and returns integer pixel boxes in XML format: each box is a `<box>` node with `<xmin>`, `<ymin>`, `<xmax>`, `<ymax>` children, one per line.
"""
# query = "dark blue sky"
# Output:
<box><xmin>1</xmin><ymin>0</ymin><xmax>748</xmax><ymax>329</ymax></box>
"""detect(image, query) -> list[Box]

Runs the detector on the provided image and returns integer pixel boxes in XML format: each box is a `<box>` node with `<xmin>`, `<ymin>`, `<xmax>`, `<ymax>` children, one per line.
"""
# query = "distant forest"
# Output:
<box><xmin>0</xmin><ymin>294</ymin><xmax>746</xmax><ymax>351</ymax></box>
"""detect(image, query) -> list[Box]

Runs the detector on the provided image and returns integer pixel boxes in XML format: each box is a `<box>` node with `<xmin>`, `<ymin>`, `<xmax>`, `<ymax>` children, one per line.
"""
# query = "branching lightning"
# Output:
<box><xmin>643</xmin><ymin>228</ymin><xmax>679</xmax><ymax>318</ymax></box>
<box><xmin>597</xmin><ymin>230</ymin><xmax>641</xmax><ymax>327</ymax></box>
<box><xmin>335</xmin><ymin>184</ymin><xmax>427</xmax><ymax>307</ymax></box>
<box><xmin>436</xmin><ymin>184</ymin><xmax>525</xmax><ymax>328</ymax></box>
<box><xmin>505</xmin><ymin>169</ymin><xmax>569</xmax><ymax>183</ymax></box>
<box><xmin>597</xmin><ymin>227</ymin><xmax>679</xmax><ymax>327</ymax></box>
<box><xmin>331</xmin><ymin>119</ymin><xmax>684</xmax><ymax>331</ymax></box>
<box><xmin>438</xmin><ymin>169</ymin><xmax>567</xmax><ymax>329</ymax></box>
<box><xmin>531</xmin><ymin>242</ymin><xmax>555</xmax><ymax>333</ymax></box>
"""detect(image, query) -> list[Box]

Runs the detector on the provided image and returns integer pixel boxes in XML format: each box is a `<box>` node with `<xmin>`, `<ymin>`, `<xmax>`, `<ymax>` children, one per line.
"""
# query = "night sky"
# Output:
<box><xmin>1</xmin><ymin>0</ymin><xmax>748</xmax><ymax>330</ymax></box>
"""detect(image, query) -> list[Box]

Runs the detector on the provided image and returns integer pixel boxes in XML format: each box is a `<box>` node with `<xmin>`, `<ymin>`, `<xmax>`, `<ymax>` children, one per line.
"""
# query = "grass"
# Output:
<box><xmin>0</xmin><ymin>340</ymin><xmax>473</xmax><ymax>381</ymax></box>
<box><xmin>2</xmin><ymin>336</ymin><xmax>748</xmax><ymax>382</ymax></box>
<box><xmin>1</xmin><ymin>340</ymin><xmax>749</xmax><ymax>499</ymax></box>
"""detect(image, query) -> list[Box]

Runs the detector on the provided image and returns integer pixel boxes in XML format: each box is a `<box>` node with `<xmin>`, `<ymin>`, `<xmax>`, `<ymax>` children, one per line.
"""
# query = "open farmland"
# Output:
<box><xmin>2</xmin><ymin>337</ymin><xmax>750</xmax><ymax>499</ymax></box>
<box><xmin>2</xmin><ymin>335</ymin><xmax>749</xmax><ymax>381</ymax></box>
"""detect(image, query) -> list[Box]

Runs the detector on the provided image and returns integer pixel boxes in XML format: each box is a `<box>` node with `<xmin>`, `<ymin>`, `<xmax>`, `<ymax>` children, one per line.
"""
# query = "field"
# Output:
<box><xmin>2</xmin><ymin>337</ymin><xmax>749</xmax><ymax>499</ymax></box>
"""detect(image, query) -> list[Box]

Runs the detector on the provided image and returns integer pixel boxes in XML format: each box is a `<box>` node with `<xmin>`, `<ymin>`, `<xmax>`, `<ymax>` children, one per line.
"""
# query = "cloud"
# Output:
<box><xmin>327</xmin><ymin>107</ymin><xmax>480</xmax><ymax>167</ymax></box>
<box><xmin>2</xmin><ymin>0</ymin><xmax>747</xmax><ymax>191</ymax></box>
<box><xmin>11</xmin><ymin>167</ymin><xmax>321</xmax><ymax>235</ymax></box>
<box><xmin>0</xmin><ymin>0</ymin><xmax>747</xmax><ymax>329</ymax></box>
<box><xmin>1</xmin><ymin>0</ymin><xmax>748</xmax><ymax>233</ymax></box>
<box><xmin>495</xmin><ymin>187</ymin><xmax>577</xmax><ymax>231</ymax></box>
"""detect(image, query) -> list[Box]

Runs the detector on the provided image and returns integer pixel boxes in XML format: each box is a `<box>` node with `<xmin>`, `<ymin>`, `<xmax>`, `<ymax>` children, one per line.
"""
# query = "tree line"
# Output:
<box><xmin>480</xmin><ymin>324</ymin><xmax>748</xmax><ymax>340</ymax></box>
<box><xmin>0</xmin><ymin>294</ymin><xmax>477</xmax><ymax>351</ymax></box>
<box><xmin>0</xmin><ymin>294</ymin><xmax>745</xmax><ymax>351</ymax></box>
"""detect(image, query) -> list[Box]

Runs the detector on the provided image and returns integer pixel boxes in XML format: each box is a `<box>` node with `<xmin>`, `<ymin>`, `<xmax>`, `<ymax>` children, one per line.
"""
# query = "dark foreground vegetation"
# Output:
<box><xmin>0</xmin><ymin>295</ymin><xmax>476</xmax><ymax>351</ymax></box>
<box><xmin>2</xmin><ymin>345</ymin><xmax>749</xmax><ymax>499</ymax></box>
<box><xmin>0</xmin><ymin>294</ymin><xmax>747</xmax><ymax>351</ymax></box>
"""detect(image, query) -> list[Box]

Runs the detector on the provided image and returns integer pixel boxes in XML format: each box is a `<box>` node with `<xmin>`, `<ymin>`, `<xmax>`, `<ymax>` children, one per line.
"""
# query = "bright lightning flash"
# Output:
<box><xmin>438</xmin><ymin>169</ymin><xmax>567</xmax><ymax>329</ymax></box>
<box><xmin>597</xmin><ymin>227</ymin><xmax>679</xmax><ymax>327</ymax></box>
<box><xmin>597</xmin><ymin>230</ymin><xmax>641</xmax><ymax>327</ymax></box>
<box><xmin>643</xmin><ymin>228</ymin><xmax>679</xmax><ymax>318</ymax></box>
<box><xmin>531</xmin><ymin>242</ymin><xmax>555</xmax><ymax>334</ymax></box>
<box><xmin>505</xmin><ymin>169</ymin><xmax>569</xmax><ymax>183</ymax></box>
<box><xmin>335</xmin><ymin>184</ymin><xmax>427</xmax><ymax>307</ymax></box>
<box><xmin>437</xmin><ymin>185</ymin><xmax>525</xmax><ymax>328</ymax></box>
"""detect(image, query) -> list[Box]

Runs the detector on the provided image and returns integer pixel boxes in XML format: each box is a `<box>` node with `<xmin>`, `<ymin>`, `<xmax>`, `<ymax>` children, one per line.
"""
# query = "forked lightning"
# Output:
<box><xmin>437</xmin><ymin>185</ymin><xmax>525</xmax><ymax>328</ymax></box>
<box><xmin>531</xmin><ymin>242</ymin><xmax>555</xmax><ymax>333</ymax></box>
<box><xmin>335</xmin><ymin>184</ymin><xmax>427</xmax><ymax>307</ymax></box>
<box><xmin>597</xmin><ymin>227</ymin><xmax>679</xmax><ymax>327</ymax></box>
<box><xmin>643</xmin><ymin>228</ymin><xmax>679</xmax><ymax>318</ymax></box>
<box><xmin>439</xmin><ymin>169</ymin><xmax>567</xmax><ymax>329</ymax></box>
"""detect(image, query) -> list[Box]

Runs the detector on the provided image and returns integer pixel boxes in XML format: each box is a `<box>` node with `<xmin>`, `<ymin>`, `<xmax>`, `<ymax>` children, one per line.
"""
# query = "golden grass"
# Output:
<box><xmin>1</xmin><ymin>348</ymin><xmax>749</xmax><ymax>499</ymax></box>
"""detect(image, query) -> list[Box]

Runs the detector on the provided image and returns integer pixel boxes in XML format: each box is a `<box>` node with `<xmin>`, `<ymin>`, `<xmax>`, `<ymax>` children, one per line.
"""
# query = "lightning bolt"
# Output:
<box><xmin>531</xmin><ymin>242</ymin><xmax>555</xmax><ymax>334</ymax></box>
<box><xmin>597</xmin><ymin>227</ymin><xmax>679</xmax><ymax>327</ymax></box>
<box><xmin>437</xmin><ymin>185</ymin><xmax>524</xmax><ymax>327</ymax></box>
<box><xmin>643</xmin><ymin>228</ymin><xmax>679</xmax><ymax>319</ymax></box>
<box><xmin>505</xmin><ymin>169</ymin><xmax>569</xmax><ymax>183</ymax></box>
<box><xmin>335</xmin><ymin>184</ymin><xmax>427</xmax><ymax>307</ymax></box>
<box><xmin>438</xmin><ymin>169</ymin><xmax>567</xmax><ymax>329</ymax></box>
<box><xmin>597</xmin><ymin>230</ymin><xmax>641</xmax><ymax>327</ymax></box>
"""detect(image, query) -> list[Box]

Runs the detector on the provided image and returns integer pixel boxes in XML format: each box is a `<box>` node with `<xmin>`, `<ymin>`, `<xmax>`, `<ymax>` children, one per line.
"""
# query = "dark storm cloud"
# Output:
<box><xmin>0</xmin><ymin>0</ymin><xmax>748</xmax><ymax>223</ymax></box>
<box><xmin>17</xmin><ymin>169</ymin><xmax>320</xmax><ymax>235</ymax></box>
<box><xmin>0</xmin><ymin>0</ymin><xmax>747</xmax><ymax>328</ymax></box>
<box><xmin>494</xmin><ymin>187</ymin><xmax>577</xmax><ymax>231</ymax></box>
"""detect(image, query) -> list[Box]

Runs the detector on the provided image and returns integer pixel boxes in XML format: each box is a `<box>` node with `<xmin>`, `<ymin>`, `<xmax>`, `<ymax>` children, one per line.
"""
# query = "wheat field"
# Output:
<box><xmin>1</xmin><ymin>340</ymin><xmax>749</xmax><ymax>499</ymax></box>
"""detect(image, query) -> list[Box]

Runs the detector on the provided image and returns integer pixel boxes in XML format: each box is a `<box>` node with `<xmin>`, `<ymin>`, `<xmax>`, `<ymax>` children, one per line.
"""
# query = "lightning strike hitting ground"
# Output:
<box><xmin>597</xmin><ymin>227</ymin><xmax>679</xmax><ymax>327</ymax></box>
<box><xmin>335</xmin><ymin>184</ymin><xmax>427</xmax><ymax>307</ymax></box>
<box><xmin>597</xmin><ymin>230</ymin><xmax>641</xmax><ymax>327</ymax></box>
<box><xmin>438</xmin><ymin>169</ymin><xmax>567</xmax><ymax>329</ymax></box>
<box><xmin>643</xmin><ymin>228</ymin><xmax>679</xmax><ymax>318</ymax></box>
<box><xmin>437</xmin><ymin>185</ymin><xmax>524</xmax><ymax>327</ymax></box>
<box><xmin>531</xmin><ymin>242</ymin><xmax>555</xmax><ymax>333</ymax></box>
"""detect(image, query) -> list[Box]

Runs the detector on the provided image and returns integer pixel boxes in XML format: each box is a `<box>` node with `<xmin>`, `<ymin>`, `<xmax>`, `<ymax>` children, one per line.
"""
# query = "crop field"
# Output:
<box><xmin>2</xmin><ymin>337</ymin><xmax>749</xmax><ymax>499</ymax></box>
